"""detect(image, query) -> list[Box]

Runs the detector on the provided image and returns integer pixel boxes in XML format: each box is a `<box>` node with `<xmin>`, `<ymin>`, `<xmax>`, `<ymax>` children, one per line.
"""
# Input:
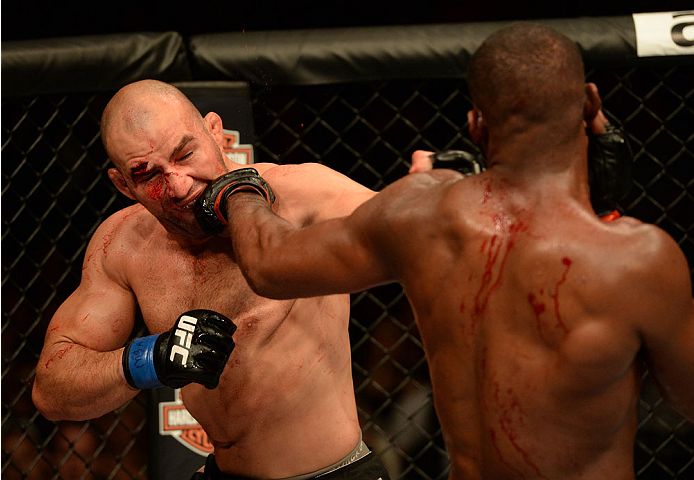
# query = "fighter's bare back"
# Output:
<box><xmin>222</xmin><ymin>24</ymin><xmax>694</xmax><ymax>480</ymax></box>
<box><xmin>225</xmin><ymin>164</ymin><xmax>690</xmax><ymax>479</ymax></box>
<box><xmin>367</xmin><ymin>170</ymin><xmax>686</xmax><ymax>479</ymax></box>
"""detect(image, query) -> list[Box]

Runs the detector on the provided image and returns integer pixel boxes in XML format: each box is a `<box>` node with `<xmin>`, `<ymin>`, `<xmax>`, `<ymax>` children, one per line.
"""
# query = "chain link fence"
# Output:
<box><xmin>3</xmin><ymin>65</ymin><xmax>693</xmax><ymax>478</ymax></box>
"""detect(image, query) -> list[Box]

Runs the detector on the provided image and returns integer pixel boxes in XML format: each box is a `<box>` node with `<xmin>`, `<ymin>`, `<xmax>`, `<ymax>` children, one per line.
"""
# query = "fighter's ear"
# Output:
<box><xmin>467</xmin><ymin>108</ymin><xmax>487</xmax><ymax>148</ymax></box>
<box><xmin>203</xmin><ymin>112</ymin><xmax>225</xmax><ymax>148</ymax></box>
<box><xmin>108</xmin><ymin>167</ymin><xmax>136</xmax><ymax>200</ymax></box>
<box><xmin>583</xmin><ymin>83</ymin><xmax>602</xmax><ymax>123</ymax></box>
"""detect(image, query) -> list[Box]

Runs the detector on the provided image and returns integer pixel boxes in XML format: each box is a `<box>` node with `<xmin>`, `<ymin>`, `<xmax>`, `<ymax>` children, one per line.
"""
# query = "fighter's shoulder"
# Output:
<box><xmin>380</xmin><ymin>169</ymin><xmax>464</xmax><ymax>199</ymax></box>
<box><xmin>607</xmin><ymin>215</ymin><xmax>674</xmax><ymax>253</ymax></box>
<box><xmin>87</xmin><ymin>204</ymin><xmax>153</xmax><ymax>253</ymax></box>
<box><xmin>606</xmin><ymin>215</ymin><xmax>687</xmax><ymax>282</ymax></box>
<box><xmin>249</xmin><ymin>162</ymin><xmax>280</xmax><ymax>177</ymax></box>
<box><xmin>253</xmin><ymin>162</ymin><xmax>334</xmax><ymax>181</ymax></box>
<box><xmin>254</xmin><ymin>162</ymin><xmax>376</xmax><ymax>220</ymax></box>
<box><xmin>255</xmin><ymin>161</ymin><xmax>369</xmax><ymax>188</ymax></box>
<box><xmin>368</xmin><ymin>170</ymin><xmax>465</xmax><ymax>225</ymax></box>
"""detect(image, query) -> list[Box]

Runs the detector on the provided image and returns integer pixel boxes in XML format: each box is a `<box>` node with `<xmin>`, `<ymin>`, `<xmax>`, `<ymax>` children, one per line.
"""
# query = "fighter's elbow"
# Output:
<box><xmin>242</xmin><ymin>264</ymin><xmax>293</xmax><ymax>299</ymax></box>
<box><xmin>32</xmin><ymin>380</ymin><xmax>63</xmax><ymax>421</ymax></box>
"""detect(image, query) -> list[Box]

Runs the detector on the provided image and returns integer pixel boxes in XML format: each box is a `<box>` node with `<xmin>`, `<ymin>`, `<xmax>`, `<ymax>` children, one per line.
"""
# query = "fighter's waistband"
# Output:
<box><xmin>288</xmin><ymin>433</ymin><xmax>371</xmax><ymax>479</ymax></box>
<box><xmin>207</xmin><ymin>432</ymin><xmax>371</xmax><ymax>480</ymax></box>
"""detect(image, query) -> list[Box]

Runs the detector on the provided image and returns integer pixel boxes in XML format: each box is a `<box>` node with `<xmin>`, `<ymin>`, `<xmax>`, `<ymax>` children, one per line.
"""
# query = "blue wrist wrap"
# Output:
<box><xmin>125</xmin><ymin>335</ymin><xmax>163</xmax><ymax>389</ymax></box>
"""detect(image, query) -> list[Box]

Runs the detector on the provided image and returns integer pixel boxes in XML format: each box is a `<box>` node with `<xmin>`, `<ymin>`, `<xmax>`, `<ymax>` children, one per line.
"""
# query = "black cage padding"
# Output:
<box><xmin>2</xmin><ymin>31</ymin><xmax>191</xmax><ymax>97</ymax></box>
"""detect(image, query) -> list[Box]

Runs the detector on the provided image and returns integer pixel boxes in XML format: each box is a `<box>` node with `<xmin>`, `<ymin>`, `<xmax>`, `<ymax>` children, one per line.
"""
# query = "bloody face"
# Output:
<box><xmin>108</xmin><ymin>97</ymin><xmax>229</xmax><ymax>238</ymax></box>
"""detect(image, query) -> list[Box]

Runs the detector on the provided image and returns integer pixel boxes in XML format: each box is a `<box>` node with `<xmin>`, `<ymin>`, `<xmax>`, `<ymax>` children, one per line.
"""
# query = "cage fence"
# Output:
<box><xmin>2</xmin><ymin>65</ymin><xmax>693</xmax><ymax>479</ymax></box>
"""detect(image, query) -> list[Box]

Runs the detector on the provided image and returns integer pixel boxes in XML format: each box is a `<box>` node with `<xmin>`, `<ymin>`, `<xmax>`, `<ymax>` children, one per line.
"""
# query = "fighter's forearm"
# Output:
<box><xmin>228</xmin><ymin>192</ymin><xmax>388</xmax><ymax>299</ymax></box>
<box><xmin>228</xmin><ymin>193</ymin><xmax>305</xmax><ymax>298</ymax></box>
<box><xmin>32</xmin><ymin>341</ymin><xmax>138</xmax><ymax>421</ymax></box>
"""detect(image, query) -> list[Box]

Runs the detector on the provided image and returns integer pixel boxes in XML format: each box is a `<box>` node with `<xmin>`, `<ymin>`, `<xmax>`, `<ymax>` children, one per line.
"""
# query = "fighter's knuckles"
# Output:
<box><xmin>195</xmin><ymin>351</ymin><xmax>226</xmax><ymax>370</ymax></box>
<box><xmin>197</xmin><ymin>332</ymin><xmax>235</xmax><ymax>353</ymax></box>
<box><xmin>194</xmin><ymin>168</ymin><xmax>276</xmax><ymax>235</ymax></box>
<box><xmin>122</xmin><ymin>308</ymin><xmax>237</xmax><ymax>390</ymax></box>
<box><xmin>206</xmin><ymin>313</ymin><xmax>237</xmax><ymax>335</ymax></box>
<box><xmin>429</xmin><ymin>150</ymin><xmax>486</xmax><ymax>176</ymax></box>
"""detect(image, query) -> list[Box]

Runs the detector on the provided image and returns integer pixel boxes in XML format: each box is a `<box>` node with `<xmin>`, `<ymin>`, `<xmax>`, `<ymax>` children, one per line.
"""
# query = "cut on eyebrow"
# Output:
<box><xmin>171</xmin><ymin>135</ymin><xmax>195</xmax><ymax>159</ymax></box>
<box><xmin>127</xmin><ymin>135</ymin><xmax>196</xmax><ymax>179</ymax></box>
<box><xmin>130</xmin><ymin>162</ymin><xmax>149</xmax><ymax>179</ymax></box>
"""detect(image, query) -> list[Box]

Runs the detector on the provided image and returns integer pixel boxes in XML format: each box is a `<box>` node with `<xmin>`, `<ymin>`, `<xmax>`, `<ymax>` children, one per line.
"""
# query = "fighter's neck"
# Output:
<box><xmin>481</xmin><ymin>128</ymin><xmax>591</xmax><ymax>204</ymax></box>
<box><xmin>485</xmin><ymin>135</ymin><xmax>586</xmax><ymax>178</ymax></box>
<box><xmin>484</xmin><ymin>124</ymin><xmax>587</xmax><ymax>172</ymax></box>
<box><xmin>482</xmin><ymin>161</ymin><xmax>592</xmax><ymax>212</ymax></box>
<box><xmin>163</xmin><ymin>229</ymin><xmax>232</xmax><ymax>255</ymax></box>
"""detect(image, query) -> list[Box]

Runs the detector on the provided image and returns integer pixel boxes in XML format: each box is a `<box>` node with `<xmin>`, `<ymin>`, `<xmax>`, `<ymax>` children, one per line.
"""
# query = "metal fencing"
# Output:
<box><xmin>3</xmin><ymin>66</ymin><xmax>693</xmax><ymax>478</ymax></box>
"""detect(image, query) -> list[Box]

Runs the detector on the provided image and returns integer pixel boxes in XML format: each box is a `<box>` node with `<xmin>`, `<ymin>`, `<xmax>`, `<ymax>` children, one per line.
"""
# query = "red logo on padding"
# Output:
<box><xmin>159</xmin><ymin>389</ymin><xmax>213</xmax><ymax>456</ymax></box>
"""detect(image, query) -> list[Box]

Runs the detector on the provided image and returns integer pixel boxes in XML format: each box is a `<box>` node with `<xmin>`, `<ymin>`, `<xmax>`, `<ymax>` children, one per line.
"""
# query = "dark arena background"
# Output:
<box><xmin>2</xmin><ymin>2</ymin><xmax>693</xmax><ymax>479</ymax></box>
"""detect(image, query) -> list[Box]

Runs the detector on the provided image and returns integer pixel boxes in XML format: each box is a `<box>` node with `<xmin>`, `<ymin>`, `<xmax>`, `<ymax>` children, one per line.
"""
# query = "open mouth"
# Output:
<box><xmin>175</xmin><ymin>190</ymin><xmax>204</xmax><ymax>211</ymax></box>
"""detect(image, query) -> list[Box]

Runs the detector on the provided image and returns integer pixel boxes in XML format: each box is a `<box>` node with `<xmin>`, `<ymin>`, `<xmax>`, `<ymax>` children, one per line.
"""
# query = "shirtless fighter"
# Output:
<box><xmin>31</xmin><ymin>80</ymin><xmax>392</xmax><ymax>479</ymax></box>
<box><xmin>217</xmin><ymin>24</ymin><xmax>694</xmax><ymax>479</ymax></box>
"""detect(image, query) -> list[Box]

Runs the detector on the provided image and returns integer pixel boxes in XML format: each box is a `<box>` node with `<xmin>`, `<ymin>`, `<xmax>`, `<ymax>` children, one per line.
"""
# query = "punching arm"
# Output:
<box><xmin>226</xmin><ymin>189</ymin><xmax>389</xmax><ymax>299</ymax></box>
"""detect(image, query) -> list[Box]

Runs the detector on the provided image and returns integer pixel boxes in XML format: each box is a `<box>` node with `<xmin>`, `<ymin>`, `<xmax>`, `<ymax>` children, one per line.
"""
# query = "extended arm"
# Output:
<box><xmin>227</xmin><ymin>190</ymin><xmax>391</xmax><ymax>299</ymax></box>
<box><xmin>221</xmin><ymin>168</ymin><xmax>462</xmax><ymax>299</ymax></box>
<box><xmin>193</xmin><ymin>163</ymin><xmax>384</xmax><ymax>299</ymax></box>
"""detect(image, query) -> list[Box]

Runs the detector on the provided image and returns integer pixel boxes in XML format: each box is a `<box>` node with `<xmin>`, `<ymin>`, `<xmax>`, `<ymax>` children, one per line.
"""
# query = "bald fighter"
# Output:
<box><xmin>221</xmin><ymin>24</ymin><xmax>694</xmax><ymax>479</ymax></box>
<box><xmin>32</xmin><ymin>80</ymin><xmax>392</xmax><ymax>479</ymax></box>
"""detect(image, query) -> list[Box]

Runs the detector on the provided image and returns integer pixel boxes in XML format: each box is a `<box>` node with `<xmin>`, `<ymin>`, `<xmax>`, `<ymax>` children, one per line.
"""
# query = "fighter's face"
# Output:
<box><xmin>108</xmin><ymin>101</ymin><xmax>228</xmax><ymax>238</ymax></box>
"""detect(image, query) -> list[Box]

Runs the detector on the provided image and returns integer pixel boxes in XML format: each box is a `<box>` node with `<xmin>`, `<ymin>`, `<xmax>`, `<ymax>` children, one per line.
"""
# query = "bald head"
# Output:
<box><xmin>100</xmin><ymin>80</ymin><xmax>203</xmax><ymax>160</ymax></box>
<box><xmin>468</xmin><ymin>23</ymin><xmax>586</xmax><ymax>131</ymax></box>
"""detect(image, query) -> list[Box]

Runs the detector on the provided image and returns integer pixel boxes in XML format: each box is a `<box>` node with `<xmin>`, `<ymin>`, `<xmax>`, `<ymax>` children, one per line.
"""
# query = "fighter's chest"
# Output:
<box><xmin>126</xmin><ymin>248</ymin><xmax>291</xmax><ymax>334</ymax></box>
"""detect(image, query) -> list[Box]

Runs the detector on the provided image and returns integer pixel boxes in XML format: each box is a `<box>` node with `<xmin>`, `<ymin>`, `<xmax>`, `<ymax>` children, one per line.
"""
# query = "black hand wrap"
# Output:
<box><xmin>429</xmin><ymin>150</ymin><xmax>487</xmax><ymax>177</ymax></box>
<box><xmin>122</xmin><ymin>309</ymin><xmax>237</xmax><ymax>390</ymax></box>
<box><xmin>588</xmin><ymin>125</ymin><xmax>633</xmax><ymax>217</ymax></box>
<box><xmin>194</xmin><ymin>168</ymin><xmax>276</xmax><ymax>235</ymax></box>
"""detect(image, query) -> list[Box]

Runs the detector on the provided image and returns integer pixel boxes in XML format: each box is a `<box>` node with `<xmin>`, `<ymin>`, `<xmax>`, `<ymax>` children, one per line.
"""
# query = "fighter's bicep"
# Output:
<box><xmin>46</xmin><ymin>280</ymin><xmax>137</xmax><ymax>352</ymax></box>
<box><xmin>46</xmin><ymin>226</ymin><xmax>138</xmax><ymax>352</ymax></box>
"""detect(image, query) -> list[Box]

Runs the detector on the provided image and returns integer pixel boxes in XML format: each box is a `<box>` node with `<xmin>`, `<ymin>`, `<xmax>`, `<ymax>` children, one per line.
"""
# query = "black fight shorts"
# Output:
<box><xmin>189</xmin><ymin>450</ymin><xmax>391</xmax><ymax>480</ymax></box>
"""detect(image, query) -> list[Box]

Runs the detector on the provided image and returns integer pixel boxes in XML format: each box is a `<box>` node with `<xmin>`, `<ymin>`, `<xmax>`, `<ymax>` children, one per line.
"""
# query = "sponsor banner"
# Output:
<box><xmin>633</xmin><ymin>11</ymin><xmax>694</xmax><ymax>57</ymax></box>
<box><xmin>159</xmin><ymin>389</ymin><xmax>213</xmax><ymax>456</ymax></box>
<box><xmin>223</xmin><ymin>129</ymin><xmax>254</xmax><ymax>165</ymax></box>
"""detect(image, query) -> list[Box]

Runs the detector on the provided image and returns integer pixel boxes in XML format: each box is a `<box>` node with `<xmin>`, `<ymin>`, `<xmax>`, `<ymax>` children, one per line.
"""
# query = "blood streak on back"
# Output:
<box><xmin>550</xmin><ymin>257</ymin><xmax>572</xmax><ymax>332</ymax></box>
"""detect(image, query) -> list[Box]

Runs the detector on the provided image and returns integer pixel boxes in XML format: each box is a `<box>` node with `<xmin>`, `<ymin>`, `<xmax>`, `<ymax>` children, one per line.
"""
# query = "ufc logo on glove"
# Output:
<box><xmin>122</xmin><ymin>309</ymin><xmax>237</xmax><ymax>390</ymax></box>
<box><xmin>171</xmin><ymin>315</ymin><xmax>198</xmax><ymax>365</ymax></box>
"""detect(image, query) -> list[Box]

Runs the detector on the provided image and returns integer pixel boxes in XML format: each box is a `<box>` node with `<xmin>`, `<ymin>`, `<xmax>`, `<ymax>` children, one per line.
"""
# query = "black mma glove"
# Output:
<box><xmin>429</xmin><ymin>150</ymin><xmax>487</xmax><ymax>177</ymax></box>
<box><xmin>122</xmin><ymin>309</ymin><xmax>236</xmax><ymax>390</ymax></box>
<box><xmin>194</xmin><ymin>168</ymin><xmax>276</xmax><ymax>235</ymax></box>
<box><xmin>588</xmin><ymin>124</ymin><xmax>633</xmax><ymax>217</ymax></box>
